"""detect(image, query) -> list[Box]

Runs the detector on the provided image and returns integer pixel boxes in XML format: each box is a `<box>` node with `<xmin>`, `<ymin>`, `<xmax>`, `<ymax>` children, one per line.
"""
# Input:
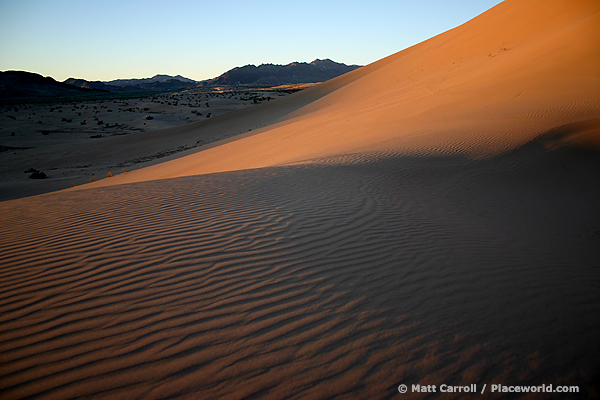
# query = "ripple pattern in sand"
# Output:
<box><xmin>1</xmin><ymin>159</ymin><xmax>599</xmax><ymax>399</ymax></box>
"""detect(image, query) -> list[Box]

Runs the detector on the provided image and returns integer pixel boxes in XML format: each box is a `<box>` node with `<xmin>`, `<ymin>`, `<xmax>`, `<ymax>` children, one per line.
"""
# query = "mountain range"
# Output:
<box><xmin>106</xmin><ymin>74</ymin><xmax>197</xmax><ymax>87</ymax></box>
<box><xmin>63</xmin><ymin>76</ymin><xmax>198</xmax><ymax>92</ymax></box>
<box><xmin>204</xmin><ymin>59</ymin><xmax>361</xmax><ymax>86</ymax></box>
<box><xmin>1</xmin><ymin>59</ymin><xmax>361</xmax><ymax>99</ymax></box>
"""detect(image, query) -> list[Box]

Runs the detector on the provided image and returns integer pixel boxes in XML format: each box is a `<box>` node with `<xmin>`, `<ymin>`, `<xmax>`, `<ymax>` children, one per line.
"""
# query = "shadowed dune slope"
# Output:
<box><xmin>77</xmin><ymin>0</ymin><xmax>600</xmax><ymax>189</ymax></box>
<box><xmin>1</xmin><ymin>0</ymin><xmax>600</xmax><ymax>399</ymax></box>
<box><xmin>1</xmin><ymin>144</ymin><xmax>600</xmax><ymax>399</ymax></box>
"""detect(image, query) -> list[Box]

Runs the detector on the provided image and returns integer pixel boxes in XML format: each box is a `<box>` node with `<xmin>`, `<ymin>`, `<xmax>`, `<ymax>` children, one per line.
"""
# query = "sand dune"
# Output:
<box><xmin>2</xmin><ymin>149</ymin><xmax>599</xmax><ymax>399</ymax></box>
<box><xmin>1</xmin><ymin>0</ymin><xmax>599</xmax><ymax>399</ymax></box>
<box><xmin>75</xmin><ymin>0</ymin><xmax>599</xmax><ymax>189</ymax></box>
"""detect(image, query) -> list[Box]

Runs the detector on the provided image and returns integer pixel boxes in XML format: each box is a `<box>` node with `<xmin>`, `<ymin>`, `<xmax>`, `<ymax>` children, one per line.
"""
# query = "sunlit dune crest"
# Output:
<box><xmin>77</xmin><ymin>0</ymin><xmax>599</xmax><ymax>188</ymax></box>
<box><xmin>1</xmin><ymin>0</ymin><xmax>599</xmax><ymax>399</ymax></box>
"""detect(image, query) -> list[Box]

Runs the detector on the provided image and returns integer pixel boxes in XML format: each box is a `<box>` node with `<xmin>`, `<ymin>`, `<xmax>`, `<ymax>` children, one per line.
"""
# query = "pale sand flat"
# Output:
<box><xmin>1</xmin><ymin>0</ymin><xmax>599</xmax><ymax>399</ymax></box>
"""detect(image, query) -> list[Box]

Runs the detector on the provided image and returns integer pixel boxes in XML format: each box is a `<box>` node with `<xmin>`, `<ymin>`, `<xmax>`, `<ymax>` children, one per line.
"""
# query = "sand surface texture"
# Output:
<box><xmin>1</xmin><ymin>0</ymin><xmax>599</xmax><ymax>399</ymax></box>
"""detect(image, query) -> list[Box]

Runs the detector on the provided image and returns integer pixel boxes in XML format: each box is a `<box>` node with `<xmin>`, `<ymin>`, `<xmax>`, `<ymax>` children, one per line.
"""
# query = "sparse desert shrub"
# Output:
<box><xmin>41</xmin><ymin>130</ymin><xmax>50</xmax><ymax>135</ymax></box>
<box><xmin>7</xmin><ymin>115</ymin><xmax>16</xmax><ymax>120</ymax></box>
<box><xmin>24</xmin><ymin>168</ymin><xmax>38</xmax><ymax>173</ymax></box>
<box><xmin>97</xmin><ymin>120</ymin><xmax>103</xmax><ymax>125</ymax></box>
<box><xmin>29</xmin><ymin>171</ymin><xmax>47</xmax><ymax>179</ymax></box>
<box><xmin>90</xmin><ymin>176</ymin><xmax>97</xmax><ymax>182</ymax></box>
<box><xmin>81</xmin><ymin>120</ymin><xmax>87</xmax><ymax>125</ymax></box>
<box><xmin>121</xmin><ymin>168</ymin><xmax>130</xmax><ymax>173</ymax></box>
<box><xmin>90</xmin><ymin>134</ymin><xmax>102</xmax><ymax>138</ymax></box>
<box><xmin>146</xmin><ymin>115</ymin><xmax>154</xmax><ymax>120</ymax></box>
<box><xmin>107</xmin><ymin>171</ymin><xmax>114</xmax><ymax>178</ymax></box>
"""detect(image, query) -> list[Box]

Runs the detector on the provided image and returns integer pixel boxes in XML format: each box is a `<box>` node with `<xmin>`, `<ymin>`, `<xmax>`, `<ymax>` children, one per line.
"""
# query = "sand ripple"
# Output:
<box><xmin>1</xmin><ymin>150</ymin><xmax>599</xmax><ymax>399</ymax></box>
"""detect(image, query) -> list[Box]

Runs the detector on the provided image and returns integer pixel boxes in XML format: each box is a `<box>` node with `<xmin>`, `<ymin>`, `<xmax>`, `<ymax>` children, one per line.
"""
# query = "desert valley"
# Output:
<box><xmin>0</xmin><ymin>0</ymin><xmax>599</xmax><ymax>399</ymax></box>
<box><xmin>0</xmin><ymin>84</ymin><xmax>314</xmax><ymax>200</ymax></box>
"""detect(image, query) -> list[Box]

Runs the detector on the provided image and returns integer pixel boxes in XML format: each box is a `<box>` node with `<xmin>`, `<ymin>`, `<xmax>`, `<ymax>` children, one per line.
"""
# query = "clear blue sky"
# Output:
<box><xmin>0</xmin><ymin>0</ymin><xmax>503</xmax><ymax>82</ymax></box>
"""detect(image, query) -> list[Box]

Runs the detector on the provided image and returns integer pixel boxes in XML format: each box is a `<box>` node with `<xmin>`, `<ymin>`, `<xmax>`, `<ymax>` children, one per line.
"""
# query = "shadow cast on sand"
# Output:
<box><xmin>1</xmin><ymin>138</ymin><xmax>599</xmax><ymax>399</ymax></box>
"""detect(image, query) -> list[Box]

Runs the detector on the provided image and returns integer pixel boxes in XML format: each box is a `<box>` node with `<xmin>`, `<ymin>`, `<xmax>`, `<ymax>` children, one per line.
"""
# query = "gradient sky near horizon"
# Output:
<box><xmin>0</xmin><ymin>0</ymin><xmax>503</xmax><ymax>82</ymax></box>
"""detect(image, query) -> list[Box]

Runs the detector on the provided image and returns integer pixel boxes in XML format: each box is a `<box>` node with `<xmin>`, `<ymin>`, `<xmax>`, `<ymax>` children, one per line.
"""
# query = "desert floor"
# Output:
<box><xmin>0</xmin><ymin>85</ymin><xmax>311</xmax><ymax>201</ymax></box>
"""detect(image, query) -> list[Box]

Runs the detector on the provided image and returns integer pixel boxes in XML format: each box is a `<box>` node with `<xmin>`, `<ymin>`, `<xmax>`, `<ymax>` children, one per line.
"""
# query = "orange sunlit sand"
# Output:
<box><xmin>1</xmin><ymin>0</ymin><xmax>599</xmax><ymax>398</ymax></box>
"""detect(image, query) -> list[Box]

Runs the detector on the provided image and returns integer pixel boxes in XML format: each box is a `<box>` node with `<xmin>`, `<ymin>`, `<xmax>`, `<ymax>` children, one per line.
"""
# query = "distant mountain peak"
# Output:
<box><xmin>148</xmin><ymin>74</ymin><xmax>196</xmax><ymax>84</ymax></box>
<box><xmin>206</xmin><ymin>59</ymin><xmax>361</xmax><ymax>86</ymax></box>
<box><xmin>105</xmin><ymin>74</ymin><xmax>197</xmax><ymax>87</ymax></box>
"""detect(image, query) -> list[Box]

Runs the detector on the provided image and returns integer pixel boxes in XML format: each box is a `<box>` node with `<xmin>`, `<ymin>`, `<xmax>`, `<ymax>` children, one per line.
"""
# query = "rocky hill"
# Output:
<box><xmin>205</xmin><ymin>59</ymin><xmax>361</xmax><ymax>86</ymax></box>
<box><xmin>0</xmin><ymin>71</ymin><xmax>108</xmax><ymax>99</ymax></box>
<box><xmin>63</xmin><ymin>78</ymin><xmax>125</xmax><ymax>92</ymax></box>
<box><xmin>65</xmin><ymin>75</ymin><xmax>197</xmax><ymax>92</ymax></box>
<box><xmin>106</xmin><ymin>74</ymin><xmax>196</xmax><ymax>87</ymax></box>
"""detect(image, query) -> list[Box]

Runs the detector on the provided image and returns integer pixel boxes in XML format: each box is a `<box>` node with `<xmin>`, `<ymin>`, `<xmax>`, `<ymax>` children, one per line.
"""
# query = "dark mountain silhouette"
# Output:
<box><xmin>63</xmin><ymin>78</ymin><xmax>126</xmax><ymax>92</ymax></box>
<box><xmin>65</xmin><ymin>77</ymin><xmax>197</xmax><ymax>92</ymax></box>
<box><xmin>205</xmin><ymin>59</ymin><xmax>361</xmax><ymax>86</ymax></box>
<box><xmin>105</xmin><ymin>74</ymin><xmax>197</xmax><ymax>87</ymax></box>
<box><xmin>0</xmin><ymin>71</ymin><xmax>108</xmax><ymax>99</ymax></box>
<box><xmin>3</xmin><ymin>60</ymin><xmax>361</xmax><ymax>100</ymax></box>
